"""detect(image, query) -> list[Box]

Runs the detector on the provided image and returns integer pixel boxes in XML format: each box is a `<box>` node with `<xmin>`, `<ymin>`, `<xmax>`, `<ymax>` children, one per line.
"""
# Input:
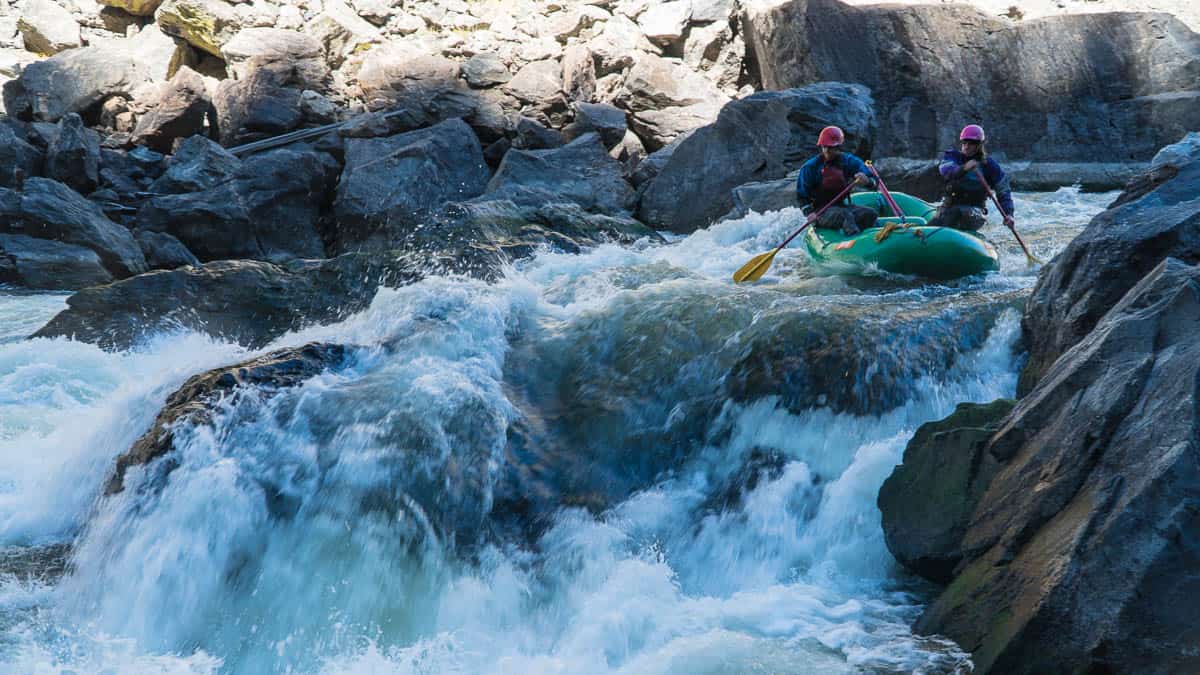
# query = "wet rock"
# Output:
<box><xmin>331</xmin><ymin>117</ymin><xmax>491</xmax><ymax>253</ymax></box>
<box><xmin>105</xmin><ymin>342</ymin><xmax>349</xmax><ymax>494</ymax></box>
<box><xmin>0</xmin><ymin>177</ymin><xmax>147</xmax><ymax>278</ymax></box>
<box><xmin>512</xmin><ymin>116</ymin><xmax>564</xmax><ymax>150</ymax></box>
<box><xmin>1019</xmin><ymin>133</ymin><xmax>1200</xmax><ymax>394</ymax></box>
<box><xmin>137</xmin><ymin>146</ymin><xmax>335</xmax><ymax>262</ymax></box>
<box><xmin>717</xmin><ymin>172</ymin><xmax>798</xmax><ymax>222</ymax></box>
<box><xmin>148</xmin><ymin>134</ymin><xmax>239</xmax><ymax>193</ymax></box>
<box><xmin>131</xmin><ymin>66</ymin><xmax>212</xmax><ymax>153</ymax></box>
<box><xmin>2</xmin><ymin>42</ymin><xmax>152</xmax><ymax>121</ymax></box>
<box><xmin>46</xmin><ymin>113</ymin><xmax>101</xmax><ymax>194</ymax></box>
<box><xmin>877</xmin><ymin>399</ymin><xmax>1015</xmax><ymax>583</ymax></box>
<box><xmin>743</xmin><ymin>3</ymin><xmax>1200</xmax><ymax>161</ymax></box>
<box><xmin>18</xmin><ymin>0</ymin><xmax>82</xmax><ymax>55</ymax></box>
<box><xmin>32</xmin><ymin>252</ymin><xmax>425</xmax><ymax>350</ymax></box>
<box><xmin>0</xmin><ymin>233</ymin><xmax>113</xmax><ymax>289</ymax></box>
<box><xmin>485</xmin><ymin>133</ymin><xmax>635</xmax><ymax>215</ymax></box>
<box><xmin>134</xmin><ymin>228</ymin><xmax>199</xmax><ymax>270</ymax></box>
<box><xmin>917</xmin><ymin>258</ymin><xmax>1200</xmax><ymax>675</ymax></box>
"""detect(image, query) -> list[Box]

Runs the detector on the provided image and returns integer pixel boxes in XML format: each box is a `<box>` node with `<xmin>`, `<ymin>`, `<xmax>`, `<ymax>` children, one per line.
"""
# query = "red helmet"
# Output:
<box><xmin>959</xmin><ymin>124</ymin><xmax>986</xmax><ymax>142</ymax></box>
<box><xmin>817</xmin><ymin>126</ymin><xmax>844</xmax><ymax>147</ymax></box>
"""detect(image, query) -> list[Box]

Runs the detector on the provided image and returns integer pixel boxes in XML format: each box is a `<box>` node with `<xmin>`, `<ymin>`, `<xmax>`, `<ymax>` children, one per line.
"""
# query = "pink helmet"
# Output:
<box><xmin>959</xmin><ymin>124</ymin><xmax>986</xmax><ymax>142</ymax></box>
<box><xmin>817</xmin><ymin>126</ymin><xmax>845</xmax><ymax>147</ymax></box>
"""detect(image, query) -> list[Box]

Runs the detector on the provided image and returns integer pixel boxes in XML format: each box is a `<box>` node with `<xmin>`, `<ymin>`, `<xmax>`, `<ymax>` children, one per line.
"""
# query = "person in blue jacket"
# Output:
<box><xmin>929</xmin><ymin>124</ymin><xmax>1015</xmax><ymax>231</ymax></box>
<box><xmin>796</xmin><ymin>126</ymin><xmax>878</xmax><ymax>235</ymax></box>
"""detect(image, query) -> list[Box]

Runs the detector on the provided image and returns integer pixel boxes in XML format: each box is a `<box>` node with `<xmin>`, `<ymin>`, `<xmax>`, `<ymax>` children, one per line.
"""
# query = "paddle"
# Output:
<box><xmin>865</xmin><ymin>161</ymin><xmax>907</xmax><ymax>243</ymax></box>
<box><xmin>732</xmin><ymin>181</ymin><xmax>858</xmax><ymax>283</ymax></box>
<box><xmin>973</xmin><ymin>167</ymin><xmax>1044</xmax><ymax>266</ymax></box>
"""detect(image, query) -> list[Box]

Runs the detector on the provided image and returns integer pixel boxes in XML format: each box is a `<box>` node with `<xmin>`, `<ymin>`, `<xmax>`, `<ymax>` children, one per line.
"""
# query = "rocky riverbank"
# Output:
<box><xmin>878</xmin><ymin>134</ymin><xmax>1200</xmax><ymax>674</ymax></box>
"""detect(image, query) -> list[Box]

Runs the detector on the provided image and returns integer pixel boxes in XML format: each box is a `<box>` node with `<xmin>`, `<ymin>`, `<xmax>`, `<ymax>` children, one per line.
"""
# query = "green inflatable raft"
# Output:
<box><xmin>803</xmin><ymin>191</ymin><xmax>1000</xmax><ymax>280</ymax></box>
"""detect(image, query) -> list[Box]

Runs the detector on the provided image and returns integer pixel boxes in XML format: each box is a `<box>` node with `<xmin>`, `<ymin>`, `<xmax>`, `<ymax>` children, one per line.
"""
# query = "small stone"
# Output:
<box><xmin>462</xmin><ymin>52</ymin><xmax>510</xmax><ymax>87</ymax></box>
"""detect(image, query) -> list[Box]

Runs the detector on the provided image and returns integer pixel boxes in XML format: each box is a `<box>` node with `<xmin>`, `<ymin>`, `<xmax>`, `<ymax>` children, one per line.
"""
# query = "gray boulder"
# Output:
<box><xmin>1019</xmin><ymin>133</ymin><xmax>1200</xmax><ymax>394</ymax></box>
<box><xmin>331</xmin><ymin>118</ymin><xmax>491</xmax><ymax>253</ymax></box>
<box><xmin>18</xmin><ymin>0</ymin><xmax>82</xmax><ymax>55</ymax></box>
<box><xmin>356</xmin><ymin>44</ymin><xmax>477</xmax><ymax>129</ymax></box>
<box><xmin>46</xmin><ymin>113</ymin><xmax>101</xmax><ymax>194</ymax></box>
<box><xmin>131</xmin><ymin>67</ymin><xmax>213</xmax><ymax>153</ymax></box>
<box><xmin>563</xmin><ymin>101</ymin><xmax>627</xmax><ymax>149</ymax></box>
<box><xmin>212</xmin><ymin>71</ymin><xmax>303</xmax><ymax>146</ymax></box>
<box><xmin>149</xmin><ymin>134</ymin><xmax>240</xmax><ymax>194</ymax></box>
<box><xmin>0</xmin><ymin>177</ymin><xmax>147</xmax><ymax>278</ymax></box>
<box><xmin>877</xmin><ymin>398</ymin><xmax>1015</xmax><ymax>583</ymax></box>
<box><xmin>513</xmin><ymin>116</ymin><xmax>564</xmax><ymax>150</ymax></box>
<box><xmin>462</xmin><ymin>52</ymin><xmax>510</xmax><ymax>87</ymax></box>
<box><xmin>134</xmin><ymin>229</ymin><xmax>200</xmax><ymax>270</ymax></box>
<box><xmin>220</xmin><ymin>28</ymin><xmax>328</xmax><ymax>91</ymax></box>
<box><xmin>31</xmin><ymin>252</ymin><xmax>425</xmax><ymax>350</ymax></box>
<box><xmin>137</xmin><ymin>146</ymin><xmax>335</xmax><ymax>262</ymax></box>
<box><xmin>485</xmin><ymin>133</ymin><xmax>636</xmax><ymax>215</ymax></box>
<box><xmin>0</xmin><ymin>233</ymin><xmax>113</xmax><ymax>290</ymax></box>
<box><xmin>743</xmin><ymin>2</ymin><xmax>1200</xmax><ymax>162</ymax></box>
<box><xmin>2</xmin><ymin>43</ymin><xmax>153</xmax><ymax>122</ymax></box>
<box><xmin>913</xmin><ymin>257</ymin><xmax>1200</xmax><ymax>675</ymax></box>
<box><xmin>0</xmin><ymin>121</ymin><xmax>45</xmax><ymax>187</ymax></box>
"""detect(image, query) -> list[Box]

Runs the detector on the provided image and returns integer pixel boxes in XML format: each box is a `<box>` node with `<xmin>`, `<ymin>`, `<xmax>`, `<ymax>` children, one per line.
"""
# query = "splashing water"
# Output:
<box><xmin>0</xmin><ymin>189</ymin><xmax>1113</xmax><ymax>674</ymax></box>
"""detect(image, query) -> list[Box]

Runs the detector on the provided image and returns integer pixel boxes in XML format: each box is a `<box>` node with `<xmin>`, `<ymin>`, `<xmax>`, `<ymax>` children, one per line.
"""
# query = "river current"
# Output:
<box><xmin>0</xmin><ymin>189</ymin><xmax>1110</xmax><ymax>674</ymax></box>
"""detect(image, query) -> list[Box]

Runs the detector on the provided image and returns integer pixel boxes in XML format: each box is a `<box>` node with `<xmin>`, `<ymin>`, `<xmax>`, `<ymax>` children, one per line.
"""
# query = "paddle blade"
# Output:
<box><xmin>732</xmin><ymin>250</ymin><xmax>778</xmax><ymax>283</ymax></box>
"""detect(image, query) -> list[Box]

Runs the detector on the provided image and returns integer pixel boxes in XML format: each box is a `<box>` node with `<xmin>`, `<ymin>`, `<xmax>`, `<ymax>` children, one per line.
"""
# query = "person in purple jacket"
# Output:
<box><xmin>796</xmin><ymin>126</ymin><xmax>878</xmax><ymax>235</ymax></box>
<box><xmin>929</xmin><ymin>124</ymin><xmax>1015</xmax><ymax>231</ymax></box>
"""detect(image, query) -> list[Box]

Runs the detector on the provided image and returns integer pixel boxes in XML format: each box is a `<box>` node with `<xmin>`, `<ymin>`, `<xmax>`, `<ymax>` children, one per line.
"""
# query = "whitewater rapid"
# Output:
<box><xmin>0</xmin><ymin>189</ymin><xmax>1111</xmax><ymax>674</ymax></box>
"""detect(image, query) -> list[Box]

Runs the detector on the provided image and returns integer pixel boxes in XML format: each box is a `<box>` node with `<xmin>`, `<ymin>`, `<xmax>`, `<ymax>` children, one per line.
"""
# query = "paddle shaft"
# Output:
<box><xmin>774</xmin><ymin>181</ymin><xmax>858</xmax><ymax>253</ymax></box>
<box><xmin>866</xmin><ymin>162</ymin><xmax>906</xmax><ymax>222</ymax></box>
<box><xmin>973</xmin><ymin>167</ymin><xmax>1038</xmax><ymax>261</ymax></box>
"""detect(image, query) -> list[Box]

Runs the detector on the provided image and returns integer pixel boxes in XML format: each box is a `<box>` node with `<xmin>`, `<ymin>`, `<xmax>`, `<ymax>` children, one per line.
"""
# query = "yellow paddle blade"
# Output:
<box><xmin>732</xmin><ymin>249</ymin><xmax>778</xmax><ymax>283</ymax></box>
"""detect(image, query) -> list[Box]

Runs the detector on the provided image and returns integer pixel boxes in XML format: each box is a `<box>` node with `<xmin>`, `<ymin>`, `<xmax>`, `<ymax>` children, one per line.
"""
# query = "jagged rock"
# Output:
<box><xmin>137</xmin><ymin>146</ymin><xmax>335</xmax><ymax>262</ymax></box>
<box><xmin>620</xmin><ymin>53</ymin><xmax>726</xmax><ymax>112</ymax></box>
<box><xmin>123</xmin><ymin>22</ymin><xmax>195</xmax><ymax>82</ymax></box>
<box><xmin>0</xmin><ymin>177</ymin><xmax>147</xmax><ymax>277</ymax></box>
<box><xmin>512</xmin><ymin>116</ymin><xmax>564</xmax><ymax>150</ymax></box>
<box><xmin>131</xmin><ymin>66</ymin><xmax>212</xmax><ymax>153</ymax></box>
<box><xmin>18</xmin><ymin>0</ymin><xmax>82</xmax><ymax>55</ymax></box>
<box><xmin>690</xmin><ymin>0</ymin><xmax>734</xmax><ymax>23</ymax></box>
<box><xmin>877</xmin><ymin>399</ymin><xmax>1015</xmax><ymax>583</ymax></box>
<box><xmin>155</xmin><ymin>0</ymin><xmax>241</xmax><ymax>57</ymax></box>
<box><xmin>32</xmin><ymin>252</ymin><xmax>427</xmax><ymax>350</ymax></box>
<box><xmin>560</xmin><ymin>43</ymin><xmax>594</xmax><ymax>103</ymax></box>
<box><xmin>915</xmin><ymin>258</ymin><xmax>1200</xmax><ymax>675</ymax></box>
<box><xmin>104</xmin><ymin>342</ymin><xmax>348</xmax><ymax>493</ymax></box>
<box><xmin>356</xmin><ymin>44</ymin><xmax>477</xmax><ymax>128</ymax></box>
<box><xmin>351</xmin><ymin>0</ymin><xmax>393</xmax><ymax>26</ymax></box>
<box><xmin>2</xmin><ymin>43</ymin><xmax>152</xmax><ymax>121</ymax></box>
<box><xmin>149</xmin><ymin>134</ymin><xmax>239</xmax><ymax>193</ymax></box>
<box><xmin>587</xmin><ymin>14</ymin><xmax>655</xmax><ymax>76</ymax></box>
<box><xmin>134</xmin><ymin>228</ymin><xmax>199</xmax><ymax>270</ymax></box>
<box><xmin>46</xmin><ymin>113</ymin><xmax>101</xmax><ymax>194</ymax></box>
<box><xmin>717</xmin><ymin>172</ymin><xmax>797</xmax><ymax>222</ymax></box>
<box><xmin>636</xmin><ymin>96</ymin><xmax>789</xmax><ymax>232</ymax></box>
<box><xmin>563</xmin><ymin>101</ymin><xmax>626</xmax><ymax>149</ymax></box>
<box><xmin>743</xmin><ymin>2</ymin><xmax>1200</xmax><ymax>161</ymax></box>
<box><xmin>299</xmin><ymin>89</ymin><xmax>337</xmax><ymax>124</ymax></box>
<box><xmin>98</xmin><ymin>0</ymin><xmax>163</xmax><ymax>16</ymax></box>
<box><xmin>464</xmin><ymin>88</ymin><xmax>515</xmax><ymax>142</ymax></box>
<box><xmin>221</xmin><ymin>27</ymin><xmax>328</xmax><ymax>90</ymax></box>
<box><xmin>544</xmin><ymin>5</ymin><xmax>609</xmax><ymax>42</ymax></box>
<box><xmin>485</xmin><ymin>133</ymin><xmax>635</xmax><ymax>215</ymax></box>
<box><xmin>610</xmin><ymin>128</ymin><xmax>646</xmax><ymax>176</ymax></box>
<box><xmin>1019</xmin><ymin>133</ymin><xmax>1200</xmax><ymax>394</ymax></box>
<box><xmin>0</xmin><ymin>121</ymin><xmax>45</xmax><ymax>187</ymax></box>
<box><xmin>462</xmin><ymin>52</ymin><xmax>510</xmax><ymax>87</ymax></box>
<box><xmin>99</xmin><ymin>7</ymin><xmax>146</xmax><ymax>34</ymax></box>
<box><xmin>304</xmin><ymin>0</ymin><xmax>379</xmax><ymax>69</ymax></box>
<box><xmin>331</xmin><ymin>117</ymin><xmax>491</xmax><ymax>253</ymax></box>
<box><xmin>0</xmin><ymin>233</ymin><xmax>113</xmax><ymax>289</ymax></box>
<box><xmin>503</xmin><ymin>58</ymin><xmax>564</xmax><ymax>105</ymax></box>
<box><xmin>637</xmin><ymin>0</ymin><xmax>690</xmax><ymax>46</ymax></box>
<box><xmin>212</xmin><ymin>70</ymin><xmax>303</xmax><ymax>146</ymax></box>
